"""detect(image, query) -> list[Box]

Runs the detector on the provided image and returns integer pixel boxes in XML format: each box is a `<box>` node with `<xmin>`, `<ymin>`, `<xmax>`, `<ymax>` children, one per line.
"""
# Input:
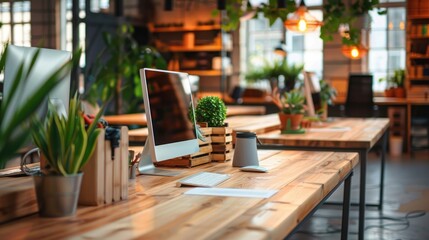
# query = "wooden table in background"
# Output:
<box><xmin>103</xmin><ymin>105</ymin><xmax>266</xmax><ymax>127</ymax></box>
<box><xmin>257</xmin><ymin>118</ymin><xmax>390</xmax><ymax>240</ymax></box>
<box><xmin>0</xmin><ymin>150</ymin><xmax>358</xmax><ymax>240</ymax></box>
<box><xmin>128</xmin><ymin>113</ymin><xmax>281</xmax><ymax>144</ymax></box>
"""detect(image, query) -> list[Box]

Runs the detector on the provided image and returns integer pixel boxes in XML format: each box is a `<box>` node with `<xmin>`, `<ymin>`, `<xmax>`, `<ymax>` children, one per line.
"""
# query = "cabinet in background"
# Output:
<box><xmin>406</xmin><ymin>0</ymin><xmax>429</xmax><ymax>99</ymax></box>
<box><xmin>150</xmin><ymin>24</ymin><xmax>234</xmax><ymax>95</ymax></box>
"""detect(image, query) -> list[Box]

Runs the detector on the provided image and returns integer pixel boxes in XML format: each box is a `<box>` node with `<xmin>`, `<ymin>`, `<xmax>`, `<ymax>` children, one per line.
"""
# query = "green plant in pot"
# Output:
<box><xmin>378</xmin><ymin>69</ymin><xmax>405</xmax><ymax>98</ymax></box>
<box><xmin>273</xmin><ymin>89</ymin><xmax>305</xmax><ymax>133</ymax></box>
<box><xmin>85</xmin><ymin>24</ymin><xmax>167</xmax><ymax>115</ymax></box>
<box><xmin>318</xmin><ymin>79</ymin><xmax>337</xmax><ymax>120</ymax></box>
<box><xmin>192</xmin><ymin>96</ymin><xmax>227</xmax><ymax>127</ymax></box>
<box><xmin>245</xmin><ymin>59</ymin><xmax>303</xmax><ymax>93</ymax></box>
<box><xmin>31</xmin><ymin>94</ymin><xmax>103</xmax><ymax>217</ymax></box>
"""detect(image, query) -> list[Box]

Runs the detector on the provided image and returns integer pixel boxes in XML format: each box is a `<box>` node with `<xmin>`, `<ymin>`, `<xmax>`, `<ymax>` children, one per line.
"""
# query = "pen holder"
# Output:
<box><xmin>232</xmin><ymin>132</ymin><xmax>259</xmax><ymax>167</ymax></box>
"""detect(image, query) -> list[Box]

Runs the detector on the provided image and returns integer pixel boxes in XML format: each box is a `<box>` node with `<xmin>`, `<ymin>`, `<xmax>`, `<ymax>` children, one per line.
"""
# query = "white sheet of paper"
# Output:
<box><xmin>308</xmin><ymin>127</ymin><xmax>351</xmax><ymax>132</ymax></box>
<box><xmin>185</xmin><ymin>187</ymin><xmax>278</xmax><ymax>198</ymax></box>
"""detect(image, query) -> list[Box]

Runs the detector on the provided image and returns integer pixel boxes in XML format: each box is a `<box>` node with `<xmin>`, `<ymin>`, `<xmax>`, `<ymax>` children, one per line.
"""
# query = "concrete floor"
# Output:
<box><xmin>290</xmin><ymin>150</ymin><xmax>429</xmax><ymax>240</ymax></box>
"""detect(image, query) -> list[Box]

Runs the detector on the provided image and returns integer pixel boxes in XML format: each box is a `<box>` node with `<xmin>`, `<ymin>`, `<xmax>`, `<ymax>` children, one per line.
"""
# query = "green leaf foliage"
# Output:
<box><xmin>245</xmin><ymin>59</ymin><xmax>303</xmax><ymax>91</ymax></box>
<box><xmin>281</xmin><ymin>89</ymin><xmax>305</xmax><ymax>115</ymax></box>
<box><xmin>214</xmin><ymin>0</ymin><xmax>296</xmax><ymax>31</ymax></box>
<box><xmin>85</xmin><ymin>24</ymin><xmax>167</xmax><ymax>114</ymax></box>
<box><xmin>31</xmin><ymin>94</ymin><xmax>103</xmax><ymax>176</ymax></box>
<box><xmin>0</xmin><ymin>45</ymin><xmax>79</xmax><ymax>168</ymax></box>
<box><xmin>194</xmin><ymin>96</ymin><xmax>227</xmax><ymax>127</ymax></box>
<box><xmin>321</xmin><ymin>0</ymin><xmax>385</xmax><ymax>46</ymax></box>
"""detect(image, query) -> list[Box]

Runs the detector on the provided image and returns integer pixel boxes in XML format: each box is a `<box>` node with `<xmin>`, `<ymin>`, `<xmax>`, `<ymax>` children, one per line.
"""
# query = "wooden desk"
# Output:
<box><xmin>103</xmin><ymin>105</ymin><xmax>266</xmax><ymax>127</ymax></box>
<box><xmin>104</xmin><ymin>113</ymin><xmax>147</xmax><ymax>126</ymax></box>
<box><xmin>0</xmin><ymin>150</ymin><xmax>358</xmax><ymax>240</ymax></box>
<box><xmin>128</xmin><ymin>114</ymin><xmax>281</xmax><ymax>144</ymax></box>
<box><xmin>257</xmin><ymin>118</ymin><xmax>390</xmax><ymax>240</ymax></box>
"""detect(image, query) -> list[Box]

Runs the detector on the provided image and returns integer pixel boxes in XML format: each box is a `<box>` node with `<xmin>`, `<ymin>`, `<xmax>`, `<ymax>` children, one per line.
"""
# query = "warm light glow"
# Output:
<box><xmin>351</xmin><ymin>47</ymin><xmax>359</xmax><ymax>58</ymax></box>
<box><xmin>399</xmin><ymin>21</ymin><xmax>405</xmax><ymax>30</ymax></box>
<box><xmin>284</xmin><ymin>4</ymin><xmax>322</xmax><ymax>33</ymax></box>
<box><xmin>342</xmin><ymin>44</ymin><xmax>368</xmax><ymax>60</ymax></box>
<box><xmin>388</xmin><ymin>22</ymin><xmax>393</xmax><ymax>30</ymax></box>
<box><xmin>298</xmin><ymin>19</ymin><xmax>307</xmax><ymax>32</ymax></box>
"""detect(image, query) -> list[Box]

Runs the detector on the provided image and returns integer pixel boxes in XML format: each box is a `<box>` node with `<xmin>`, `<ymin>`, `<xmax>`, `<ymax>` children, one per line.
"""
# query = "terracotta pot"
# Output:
<box><xmin>384</xmin><ymin>88</ymin><xmax>395</xmax><ymax>97</ymax></box>
<box><xmin>278</xmin><ymin>113</ymin><xmax>304</xmax><ymax>130</ymax></box>
<box><xmin>393</xmin><ymin>87</ymin><xmax>406</xmax><ymax>98</ymax></box>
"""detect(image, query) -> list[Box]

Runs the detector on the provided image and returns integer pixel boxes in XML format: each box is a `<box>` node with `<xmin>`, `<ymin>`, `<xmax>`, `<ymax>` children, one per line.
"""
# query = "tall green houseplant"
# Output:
<box><xmin>246</xmin><ymin>59</ymin><xmax>303</xmax><ymax>93</ymax></box>
<box><xmin>85</xmin><ymin>24</ymin><xmax>167</xmax><ymax>114</ymax></box>
<box><xmin>31</xmin><ymin>94</ymin><xmax>103</xmax><ymax>175</ymax></box>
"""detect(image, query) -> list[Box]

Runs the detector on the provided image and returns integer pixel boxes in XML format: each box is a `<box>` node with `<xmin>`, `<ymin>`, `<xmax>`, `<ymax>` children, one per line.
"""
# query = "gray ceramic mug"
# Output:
<box><xmin>232</xmin><ymin>132</ymin><xmax>259</xmax><ymax>167</ymax></box>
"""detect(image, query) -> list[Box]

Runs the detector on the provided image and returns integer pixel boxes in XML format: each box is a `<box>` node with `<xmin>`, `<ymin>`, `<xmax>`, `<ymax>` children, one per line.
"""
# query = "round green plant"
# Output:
<box><xmin>193</xmin><ymin>96</ymin><xmax>227</xmax><ymax>127</ymax></box>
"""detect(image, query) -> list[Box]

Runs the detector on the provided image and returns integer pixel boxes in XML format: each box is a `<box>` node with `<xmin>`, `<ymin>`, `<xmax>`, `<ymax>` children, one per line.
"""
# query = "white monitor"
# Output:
<box><xmin>2</xmin><ymin>45</ymin><xmax>71</xmax><ymax>140</ymax></box>
<box><xmin>138</xmin><ymin>68</ymin><xmax>199</xmax><ymax>176</ymax></box>
<box><xmin>303</xmin><ymin>71</ymin><xmax>321</xmax><ymax>118</ymax></box>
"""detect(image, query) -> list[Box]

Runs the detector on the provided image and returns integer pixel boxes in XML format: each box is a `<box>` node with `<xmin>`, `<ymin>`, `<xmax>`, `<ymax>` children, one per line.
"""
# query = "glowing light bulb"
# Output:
<box><xmin>351</xmin><ymin>47</ymin><xmax>359</xmax><ymax>58</ymax></box>
<box><xmin>298</xmin><ymin>19</ymin><xmax>307</xmax><ymax>32</ymax></box>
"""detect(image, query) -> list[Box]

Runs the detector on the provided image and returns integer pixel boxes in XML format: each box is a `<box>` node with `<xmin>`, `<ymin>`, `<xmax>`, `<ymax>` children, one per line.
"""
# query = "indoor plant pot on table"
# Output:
<box><xmin>31</xmin><ymin>94</ymin><xmax>103</xmax><ymax>217</ymax></box>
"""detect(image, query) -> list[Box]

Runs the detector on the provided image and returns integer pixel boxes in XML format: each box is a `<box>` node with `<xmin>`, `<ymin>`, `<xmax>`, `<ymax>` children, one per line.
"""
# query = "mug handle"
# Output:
<box><xmin>20</xmin><ymin>148</ymin><xmax>40</xmax><ymax>175</ymax></box>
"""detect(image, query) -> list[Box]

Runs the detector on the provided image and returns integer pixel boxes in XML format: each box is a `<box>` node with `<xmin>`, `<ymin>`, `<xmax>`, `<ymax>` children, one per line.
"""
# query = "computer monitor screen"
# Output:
<box><xmin>2</xmin><ymin>45</ymin><xmax>71</xmax><ymax>137</ymax></box>
<box><xmin>138</xmin><ymin>68</ymin><xmax>199</xmax><ymax>176</ymax></box>
<box><xmin>303</xmin><ymin>71</ymin><xmax>321</xmax><ymax>118</ymax></box>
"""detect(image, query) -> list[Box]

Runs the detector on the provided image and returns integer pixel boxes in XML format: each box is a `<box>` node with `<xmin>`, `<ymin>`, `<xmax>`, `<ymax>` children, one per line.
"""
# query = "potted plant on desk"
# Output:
<box><xmin>192</xmin><ymin>96</ymin><xmax>233</xmax><ymax>162</ymax></box>
<box><xmin>31</xmin><ymin>94</ymin><xmax>103</xmax><ymax>217</ymax></box>
<box><xmin>318</xmin><ymin>79</ymin><xmax>337</xmax><ymax>120</ymax></box>
<box><xmin>273</xmin><ymin>89</ymin><xmax>306</xmax><ymax>133</ymax></box>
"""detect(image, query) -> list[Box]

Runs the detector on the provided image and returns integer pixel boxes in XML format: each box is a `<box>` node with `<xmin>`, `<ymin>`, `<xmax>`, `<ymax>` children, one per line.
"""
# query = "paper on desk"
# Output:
<box><xmin>185</xmin><ymin>187</ymin><xmax>278</xmax><ymax>198</ymax></box>
<box><xmin>307</xmin><ymin>127</ymin><xmax>351</xmax><ymax>132</ymax></box>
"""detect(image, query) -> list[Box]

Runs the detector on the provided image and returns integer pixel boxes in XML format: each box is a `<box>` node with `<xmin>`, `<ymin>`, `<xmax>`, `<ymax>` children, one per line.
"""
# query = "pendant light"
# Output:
<box><xmin>284</xmin><ymin>0</ymin><xmax>322</xmax><ymax>33</ymax></box>
<box><xmin>342</xmin><ymin>44</ymin><xmax>368</xmax><ymax>60</ymax></box>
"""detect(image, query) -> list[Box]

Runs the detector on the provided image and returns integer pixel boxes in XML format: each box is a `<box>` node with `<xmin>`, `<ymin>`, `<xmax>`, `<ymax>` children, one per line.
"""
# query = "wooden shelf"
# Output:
<box><xmin>150</xmin><ymin>25</ymin><xmax>222</xmax><ymax>33</ymax></box>
<box><xmin>409</xmin><ymin>35</ymin><xmax>429</xmax><ymax>40</ymax></box>
<box><xmin>167</xmin><ymin>45</ymin><xmax>224</xmax><ymax>52</ymax></box>
<box><xmin>410</xmin><ymin>56</ymin><xmax>429</xmax><ymax>65</ymax></box>
<box><xmin>409</xmin><ymin>77</ymin><xmax>429</xmax><ymax>81</ymax></box>
<box><xmin>185</xmin><ymin>70</ymin><xmax>232</xmax><ymax>77</ymax></box>
<box><xmin>408</xmin><ymin>16</ymin><xmax>429</xmax><ymax>22</ymax></box>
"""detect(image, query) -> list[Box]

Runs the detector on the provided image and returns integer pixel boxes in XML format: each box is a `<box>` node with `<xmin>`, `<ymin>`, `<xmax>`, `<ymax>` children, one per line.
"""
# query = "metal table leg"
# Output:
<box><xmin>358</xmin><ymin>150</ymin><xmax>367</xmax><ymax>240</ymax></box>
<box><xmin>341</xmin><ymin>171</ymin><xmax>353</xmax><ymax>240</ymax></box>
<box><xmin>379</xmin><ymin>131</ymin><xmax>388</xmax><ymax>210</ymax></box>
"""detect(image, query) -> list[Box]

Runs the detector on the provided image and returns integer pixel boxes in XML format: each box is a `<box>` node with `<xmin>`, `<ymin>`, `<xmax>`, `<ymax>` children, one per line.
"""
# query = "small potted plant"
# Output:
<box><xmin>193</xmin><ymin>96</ymin><xmax>227</xmax><ymax>127</ymax></box>
<box><xmin>392</xmin><ymin>69</ymin><xmax>405</xmax><ymax>98</ymax></box>
<box><xmin>379</xmin><ymin>69</ymin><xmax>405</xmax><ymax>98</ymax></box>
<box><xmin>318</xmin><ymin>79</ymin><xmax>337</xmax><ymax>120</ymax></box>
<box><xmin>31</xmin><ymin>94</ymin><xmax>103</xmax><ymax>217</ymax></box>
<box><xmin>273</xmin><ymin>89</ymin><xmax>305</xmax><ymax>132</ymax></box>
<box><xmin>191</xmin><ymin>96</ymin><xmax>232</xmax><ymax>162</ymax></box>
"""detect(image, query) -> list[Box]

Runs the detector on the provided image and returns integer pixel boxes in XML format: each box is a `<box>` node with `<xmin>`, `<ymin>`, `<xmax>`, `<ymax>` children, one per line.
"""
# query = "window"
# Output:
<box><xmin>0</xmin><ymin>1</ymin><xmax>31</xmax><ymax>52</ymax></box>
<box><xmin>64</xmin><ymin>0</ymin><xmax>86</xmax><ymax>67</ymax></box>
<box><xmin>285</xmin><ymin>9</ymin><xmax>323</xmax><ymax>77</ymax></box>
<box><xmin>368</xmin><ymin>3</ymin><xmax>406</xmax><ymax>91</ymax></box>
<box><xmin>242</xmin><ymin>3</ymin><xmax>323</xmax><ymax>88</ymax></box>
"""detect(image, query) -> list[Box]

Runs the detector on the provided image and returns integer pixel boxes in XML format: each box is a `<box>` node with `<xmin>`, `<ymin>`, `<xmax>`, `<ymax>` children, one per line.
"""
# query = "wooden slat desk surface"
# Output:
<box><xmin>128</xmin><ymin>114</ymin><xmax>281</xmax><ymax>143</ymax></box>
<box><xmin>258</xmin><ymin>118</ymin><xmax>390</xmax><ymax>149</ymax></box>
<box><xmin>103</xmin><ymin>105</ymin><xmax>266</xmax><ymax>126</ymax></box>
<box><xmin>256</xmin><ymin>118</ymin><xmax>390</xmax><ymax>240</ymax></box>
<box><xmin>0</xmin><ymin>150</ymin><xmax>358</xmax><ymax>240</ymax></box>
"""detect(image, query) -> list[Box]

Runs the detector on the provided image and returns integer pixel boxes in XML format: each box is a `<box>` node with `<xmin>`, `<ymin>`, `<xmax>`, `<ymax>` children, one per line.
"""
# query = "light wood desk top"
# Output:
<box><xmin>128</xmin><ymin>114</ymin><xmax>281</xmax><ymax>143</ymax></box>
<box><xmin>104</xmin><ymin>105</ymin><xmax>266</xmax><ymax>126</ymax></box>
<box><xmin>0</xmin><ymin>150</ymin><xmax>358</xmax><ymax>239</ymax></box>
<box><xmin>258</xmin><ymin>118</ymin><xmax>390</xmax><ymax>150</ymax></box>
<box><xmin>104</xmin><ymin>113</ymin><xmax>148</xmax><ymax>126</ymax></box>
<box><xmin>333</xmin><ymin>96</ymin><xmax>429</xmax><ymax>105</ymax></box>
